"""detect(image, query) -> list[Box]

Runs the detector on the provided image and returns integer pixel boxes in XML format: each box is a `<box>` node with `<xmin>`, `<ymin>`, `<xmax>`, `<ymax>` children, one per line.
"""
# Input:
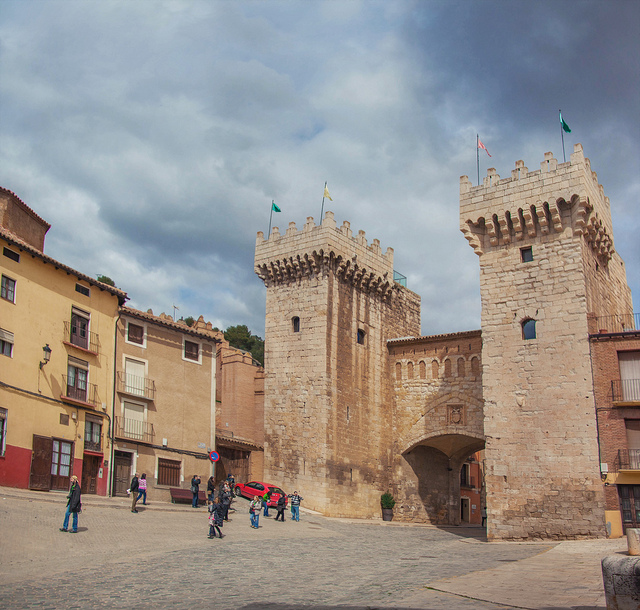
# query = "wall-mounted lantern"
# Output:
<box><xmin>39</xmin><ymin>344</ymin><xmax>52</xmax><ymax>369</ymax></box>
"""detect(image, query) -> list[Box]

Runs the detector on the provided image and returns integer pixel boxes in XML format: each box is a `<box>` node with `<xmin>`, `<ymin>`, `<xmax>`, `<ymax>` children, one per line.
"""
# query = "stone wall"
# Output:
<box><xmin>389</xmin><ymin>331</ymin><xmax>484</xmax><ymax>524</ymax></box>
<box><xmin>459</xmin><ymin>144</ymin><xmax>620</xmax><ymax>540</ymax></box>
<box><xmin>256</xmin><ymin>212</ymin><xmax>420</xmax><ymax>517</ymax></box>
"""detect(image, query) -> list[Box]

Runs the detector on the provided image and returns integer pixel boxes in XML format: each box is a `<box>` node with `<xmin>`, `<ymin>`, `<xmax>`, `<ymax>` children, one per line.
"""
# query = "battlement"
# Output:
<box><xmin>255</xmin><ymin>210</ymin><xmax>398</xmax><ymax>299</ymax></box>
<box><xmin>459</xmin><ymin>144</ymin><xmax>615</xmax><ymax>262</ymax></box>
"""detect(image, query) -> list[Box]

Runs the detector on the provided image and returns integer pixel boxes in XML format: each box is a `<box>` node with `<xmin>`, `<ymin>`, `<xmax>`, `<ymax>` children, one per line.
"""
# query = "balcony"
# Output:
<box><xmin>61</xmin><ymin>376</ymin><xmax>100</xmax><ymax>408</ymax></box>
<box><xmin>64</xmin><ymin>320</ymin><xmax>99</xmax><ymax>354</ymax></box>
<box><xmin>116</xmin><ymin>371</ymin><xmax>156</xmax><ymax>401</ymax></box>
<box><xmin>612</xmin><ymin>379</ymin><xmax>640</xmax><ymax>404</ymax></box>
<box><xmin>114</xmin><ymin>416</ymin><xmax>154</xmax><ymax>444</ymax></box>
<box><xmin>615</xmin><ymin>449</ymin><xmax>640</xmax><ymax>471</ymax></box>
<box><xmin>593</xmin><ymin>313</ymin><xmax>640</xmax><ymax>334</ymax></box>
<box><xmin>460</xmin><ymin>476</ymin><xmax>476</xmax><ymax>489</ymax></box>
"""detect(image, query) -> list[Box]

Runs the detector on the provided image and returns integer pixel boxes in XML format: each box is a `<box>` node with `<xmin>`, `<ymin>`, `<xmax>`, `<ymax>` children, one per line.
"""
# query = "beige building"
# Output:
<box><xmin>113</xmin><ymin>308</ymin><xmax>222</xmax><ymax>501</ymax></box>
<box><xmin>0</xmin><ymin>187</ymin><xmax>126</xmax><ymax>495</ymax></box>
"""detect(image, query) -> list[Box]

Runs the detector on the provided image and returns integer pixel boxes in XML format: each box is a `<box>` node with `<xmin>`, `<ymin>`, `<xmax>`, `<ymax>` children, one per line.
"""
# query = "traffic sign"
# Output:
<box><xmin>209</xmin><ymin>450</ymin><xmax>219</xmax><ymax>462</ymax></box>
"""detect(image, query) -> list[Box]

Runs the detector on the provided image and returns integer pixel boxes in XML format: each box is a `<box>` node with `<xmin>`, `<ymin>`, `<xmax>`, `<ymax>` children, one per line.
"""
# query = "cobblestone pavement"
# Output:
<box><xmin>0</xmin><ymin>486</ymin><xmax>625</xmax><ymax>609</ymax></box>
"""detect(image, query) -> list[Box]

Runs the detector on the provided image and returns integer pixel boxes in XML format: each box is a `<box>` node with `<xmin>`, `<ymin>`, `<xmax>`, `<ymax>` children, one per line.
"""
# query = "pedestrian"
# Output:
<box><xmin>481</xmin><ymin>506</ymin><xmax>487</xmax><ymax>527</ymax></box>
<box><xmin>136</xmin><ymin>473</ymin><xmax>147</xmax><ymax>506</ymax></box>
<box><xmin>59</xmin><ymin>475</ymin><xmax>82</xmax><ymax>533</ymax></box>
<box><xmin>221</xmin><ymin>484</ymin><xmax>232</xmax><ymax>521</ymax></box>
<box><xmin>191</xmin><ymin>474</ymin><xmax>201</xmax><ymax>508</ymax></box>
<box><xmin>207</xmin><ymin>475</ymin><xmax>216</xmax><ymax>501</ymax></box>
<box><xmin>288</xmin><ymin>490</ymin><xmax>303</xmax><ymax>522</ymax></box>
<box><xmin>130</xmin><ymin>472</ymin><xmax>139</xmax><ymax>513</ymax></box>
<box><xmin>249</xmin><ymin>496</ymin><xmax>261</xmax><ymax>528</ymax></box>
<box><xmin>274</xmin><ymin>493</ymin><xmax>286</xmax><ymax>521</ymax></box>
<box><xmin>207</xmin><ymin>497</ymin><xmax>224</xmax><ymax>539</ymax></box>
<box><xmin>262</xmin><ymin>490</ymin><xmax>271</xmax><ymax>517</ymax></box>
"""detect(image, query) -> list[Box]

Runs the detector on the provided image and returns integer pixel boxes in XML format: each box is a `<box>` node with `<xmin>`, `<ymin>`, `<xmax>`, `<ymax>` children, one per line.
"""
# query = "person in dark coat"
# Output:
<box><xmin>274</xmin><ymin>493</ymin><xmax>286</xmax><ymax>521</ymax></box>
<box><xmin>207</xmin><ymin>476</ymin><xmax>216</xmax><ymax>501</ymax></box>
<box><xmin>130</xmin><ymin>473</ymin><xmax>139</xmax><ymax>513</ymax></box>
<box><xmin>60</xmin><ymin>475</ymin><xmax>82</xmax><ymax>533</ymax></box>
<box><xmin>191</xmin><ymin>474</ymin><xmax>201</xmax><ymax>508</ymax></box>
<box><xmin>220</xmin><ymin>484</ymin><xmax>232</xmax><ymax>521</ymax></box>
<box><xmin>207</xmin><ymin>497</ymin><xmax>225</xmax><ymax>539</ymax></box>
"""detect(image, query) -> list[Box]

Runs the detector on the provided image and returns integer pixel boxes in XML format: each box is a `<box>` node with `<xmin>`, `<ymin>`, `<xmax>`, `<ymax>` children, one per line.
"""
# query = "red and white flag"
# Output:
<box><xmin>478</xmin><ymin>139</ymin><xmax>491</xmax><ymax>157</ymax></box>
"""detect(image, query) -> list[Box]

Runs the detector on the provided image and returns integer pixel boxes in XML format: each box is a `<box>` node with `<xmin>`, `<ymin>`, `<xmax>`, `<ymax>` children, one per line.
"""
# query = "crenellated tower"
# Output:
<box><xmin>255</xmin><ymin>211</ymin><xmax>420</xmax><ymax>517</ymax></box>
<box><xmin>460</xmin><ymin>143</ymin><xmax>632</xmax><ymax>540</ymax></box>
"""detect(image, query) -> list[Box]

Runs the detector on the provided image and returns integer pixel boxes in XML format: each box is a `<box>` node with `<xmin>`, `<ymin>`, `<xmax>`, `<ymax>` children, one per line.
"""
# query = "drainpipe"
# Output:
<box><xmin>108</xmin><ymin>311</ymin><xmax>121</xmax><ymax>498</ymax></box>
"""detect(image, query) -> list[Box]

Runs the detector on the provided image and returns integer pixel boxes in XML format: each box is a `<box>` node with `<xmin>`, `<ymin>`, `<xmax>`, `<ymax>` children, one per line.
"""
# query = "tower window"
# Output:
<box><xmin>292</xmin><ymin>316</ymin><xmax>300</xmax><ymax>333</ymax></box>
<box><xmin>522</xmin><ymin>319</ymin><xmax>536</xmax><ymax>340</ymax></box>
<box><xmin>521</xmin><ymin>247</ymin><xmax>533</xmax><ymax>263</ymax></box>
<box><xmin>357</xmin><ymin>329</ymin><xmax>365</xmax><ymax>345</ymax></box>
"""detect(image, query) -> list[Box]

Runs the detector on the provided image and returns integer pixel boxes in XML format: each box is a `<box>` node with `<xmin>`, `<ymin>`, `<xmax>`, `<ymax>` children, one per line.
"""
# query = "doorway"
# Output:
<box><xmin>113</xmin><ymin>450</ymin><xmax>133</xmax><ymax>496</ymax></box>
<box><xmin>618</xmin><ymin>484</ymin><xmax>640</xmax><ymax>533</ymax></box>
<box><xmin>82</xmin><ymin>454</ymin><xmax>101</xmax><ymax>494</ymax></box>
<box><xmin>461</xmin><ymin>497</ymin><xmax>470</xmax><ymax>523</ymax></box>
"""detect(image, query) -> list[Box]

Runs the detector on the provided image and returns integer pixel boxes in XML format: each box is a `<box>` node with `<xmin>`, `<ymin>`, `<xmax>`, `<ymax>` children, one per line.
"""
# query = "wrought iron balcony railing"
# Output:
<box><xmin>116</xmin><ymin>371</ymin><xmax>156</xmax><ymax>400</ymax></box>
<box><xmin>615</xmin><ymin>449</ymin><xmax>640</xmax><ymax>471</ymax></box>
<box><xmin>114</xmin><ymin>416</ymin><xmax>154</xmax><ymax>444</ymax></box>
<box><xmin>612</xmin><ymin>379</ymin><xmax>640</xmax><ymax>403</ymax></box>
<box><xmin>62</xmin><ymin>375</ymin><xmax>99</xmax><ymax>407</ymax></box>
<box><xmin>64</xmin><ymin>320</ymin><xmax>99</xmax><ymax>353</ymax></box>
<box><xmin>594</xmin><ymin>313</ymin><xmax>640</xmax><ymax>334</ymax></box>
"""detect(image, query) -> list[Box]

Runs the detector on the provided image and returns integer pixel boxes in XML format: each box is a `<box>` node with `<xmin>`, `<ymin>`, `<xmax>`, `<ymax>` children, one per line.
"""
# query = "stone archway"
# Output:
<box><xmin>396</xmin><ymin>432</ymin><xmax>485</xmax><ymax>525</ymax></box>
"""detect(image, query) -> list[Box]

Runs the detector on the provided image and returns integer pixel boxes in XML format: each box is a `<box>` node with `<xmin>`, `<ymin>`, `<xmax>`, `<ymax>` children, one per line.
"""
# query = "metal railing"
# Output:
<box><xmin>114</xmin><ymin>417</ymin><xmax>154</xmax><ymax>443</ymax></box>
<box><xmin>62</xmin><ymin>375</ymin><xmax>99</xmax><ymax>407</ymax></box>
<box><xmin>612</xmin><ymin>379</ymin><xmax>640</xmax><ymax>403</ymax></box>
<box><xmin>64</xmin><ymin>320</ymin><xmax>99</xmax><ymax>353</ymax></box>
<box><xmin>594</xmin><ymin>313</ymin><xmax>639</xmax><ymax>334</ymax></box>
<box><xmin>116</xmin><ymin>371</ymin><xmax>156</xmax><ymax>400</ymax></box>
<box><xmin>615</xmin><ymin>449</ymin><xmax>640</xmax><ymax>471</ymax></box>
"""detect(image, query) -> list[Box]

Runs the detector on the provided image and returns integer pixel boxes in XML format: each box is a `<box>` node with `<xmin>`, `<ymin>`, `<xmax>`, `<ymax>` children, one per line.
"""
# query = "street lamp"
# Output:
<box><xmin>39</xmin><ymin>344</ymin><xmax>52</xmax><ymax>369</ymax></box>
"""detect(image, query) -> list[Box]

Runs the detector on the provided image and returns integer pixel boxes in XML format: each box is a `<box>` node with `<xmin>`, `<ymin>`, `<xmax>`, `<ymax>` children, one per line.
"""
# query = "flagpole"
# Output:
<box><xmin>320</xmin><ymin>181</ymin><xmax>327</xmax><ymax>222</ymax></box>
<box><xmin>477</xmin><ymin>134</ymin><xmax>480</xmax><ymax>186</ymax></box>
<box><xmin>560</xmin><ymin>109</ymin><xmax>566</xmax><ymax>163</ymax></box>
<box><xmin>268</xmin><ymin>200</ymin><xmax>274</xmax><ymax>236</ymax></box>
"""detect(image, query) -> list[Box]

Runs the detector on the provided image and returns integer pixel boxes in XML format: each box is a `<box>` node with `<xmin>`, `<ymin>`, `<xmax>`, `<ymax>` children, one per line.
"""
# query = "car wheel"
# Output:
<box><xmin>234</xmin><ymin>486</ymin><xmax>242</xmax><ymax>497</ymax></box>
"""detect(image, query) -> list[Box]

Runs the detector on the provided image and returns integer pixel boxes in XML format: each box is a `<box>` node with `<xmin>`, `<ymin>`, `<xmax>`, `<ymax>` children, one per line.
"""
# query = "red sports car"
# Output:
<box><xmin>234</xmin><ymin>481</ymin><xmax>287</xmax><ymax>507</ymax></box>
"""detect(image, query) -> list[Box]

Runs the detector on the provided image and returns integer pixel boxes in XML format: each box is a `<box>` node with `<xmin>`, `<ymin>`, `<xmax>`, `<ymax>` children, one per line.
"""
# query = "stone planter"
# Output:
<box><xmin>381</xmin><ymin>508</ymin><xmax>393</xmax><ymax>521</ymax></box>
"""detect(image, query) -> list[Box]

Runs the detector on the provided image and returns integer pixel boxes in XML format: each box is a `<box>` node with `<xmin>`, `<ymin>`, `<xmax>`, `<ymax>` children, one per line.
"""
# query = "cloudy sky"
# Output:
<box><xmin>1</xmin><ymin>0</ymin><xmax>638</xmax><ymax>338</ymax></box>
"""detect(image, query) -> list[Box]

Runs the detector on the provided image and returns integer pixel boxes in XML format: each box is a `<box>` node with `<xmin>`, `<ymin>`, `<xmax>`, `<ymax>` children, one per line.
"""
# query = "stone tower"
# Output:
<box><xmin>255</xmin><ymin>212</ymin><xmax>420</xmax><ymax>517</ymax></box>
<box><xmin>460</xmin><ymin>144</ymin><xmax>632</xmax><ymax>540</ymax></box>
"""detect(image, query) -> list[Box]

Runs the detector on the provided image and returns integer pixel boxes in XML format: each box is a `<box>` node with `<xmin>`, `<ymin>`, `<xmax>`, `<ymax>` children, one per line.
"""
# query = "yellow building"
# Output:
<box><xmin>0</xmin><ymin>187</ymin><xmax>126</xmax><ymax>495</ymax></box>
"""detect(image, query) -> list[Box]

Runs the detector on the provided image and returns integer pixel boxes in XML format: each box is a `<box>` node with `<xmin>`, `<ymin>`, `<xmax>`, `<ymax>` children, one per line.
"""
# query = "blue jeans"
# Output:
<box><xmin>262</xmin><ymin>501</ymin><xmax>269</xmax><ymax>517</ymax></box>
<box><xmin>63</xmin><ymin>507</ymin><xmax>78</xmax><ymax>531</ymax></box>
<box><xmin>136</xmin><ymin>489</ymin><xmax>147</xmax><ymax>504</ymax></box>
<box><xmin>192</xmin><ymin>492</ymin><xmax>199</xmax><ymax>508</ymax></box>
<box><xmin>250</xmin><ymin>511</ymin><xmax>259</xmax><ymax>528</ymax></box>
<box><xmin>291</xmin><ymin>505</ymin><xmax>300</xmax><ymax>521</ymax></box>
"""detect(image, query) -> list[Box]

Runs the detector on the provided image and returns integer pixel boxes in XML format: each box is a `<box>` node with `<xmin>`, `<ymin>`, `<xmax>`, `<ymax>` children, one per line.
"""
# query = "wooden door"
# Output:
<box><xmin>113</xmin><ymin>451</ymin><xmax>132</xmax><ymax>496</ymax></box>
<box><xmin>29</xmin><ymin>435</ymin><xmax>52</xmax><ymax>491</ymax></box>
<box><xmin>82</xmin><ymin>454</ymin><xmax>100</xmax><ymax>494</ymax></box>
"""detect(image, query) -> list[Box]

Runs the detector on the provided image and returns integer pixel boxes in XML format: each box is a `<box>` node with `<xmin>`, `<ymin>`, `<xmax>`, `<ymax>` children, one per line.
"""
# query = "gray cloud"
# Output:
<box><xmin>1</xmin><ymin>0</ymin><xmax>638</xmax><ymax>338</ymax></box>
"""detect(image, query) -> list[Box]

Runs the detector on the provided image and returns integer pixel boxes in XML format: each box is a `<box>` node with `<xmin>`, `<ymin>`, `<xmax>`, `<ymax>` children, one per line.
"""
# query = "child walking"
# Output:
<box><xmin>208</xmin><ymin>497</ymin><xmax>224</xmax><ymax>539</ymax></box>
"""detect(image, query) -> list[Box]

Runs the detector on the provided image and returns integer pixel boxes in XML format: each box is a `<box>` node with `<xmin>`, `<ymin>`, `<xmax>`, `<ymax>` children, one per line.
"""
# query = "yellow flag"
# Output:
<box><xmin>323</xmin><ymin>185</ymin><xmax>332</xmax><ymax>201</ymax></box>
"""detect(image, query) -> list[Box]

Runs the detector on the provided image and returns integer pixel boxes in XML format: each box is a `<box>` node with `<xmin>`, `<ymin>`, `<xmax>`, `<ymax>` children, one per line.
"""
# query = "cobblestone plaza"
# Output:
<box><xmin>0</xmin><ymin>486</ymin><xmax>622</xmax><ymax>609</ymax></box>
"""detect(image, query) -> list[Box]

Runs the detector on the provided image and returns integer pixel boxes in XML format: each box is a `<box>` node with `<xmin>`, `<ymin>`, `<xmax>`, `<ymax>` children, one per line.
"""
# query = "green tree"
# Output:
<box><xmin>97</xmin><ymin>275</ymin><xmax>115</xmax><ymax>286</ymax></box>
<box><xmin>224</xmin><ymin>324</ymin><xmax>264</xmax><ymax>366</ymax></box>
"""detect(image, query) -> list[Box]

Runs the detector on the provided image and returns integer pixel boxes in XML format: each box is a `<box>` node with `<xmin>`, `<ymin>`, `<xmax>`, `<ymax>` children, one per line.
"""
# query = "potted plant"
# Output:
<box><xmin>381</xmin><ymin>492</ymin><xmax>395</xmax><ymax>521</ymax></box>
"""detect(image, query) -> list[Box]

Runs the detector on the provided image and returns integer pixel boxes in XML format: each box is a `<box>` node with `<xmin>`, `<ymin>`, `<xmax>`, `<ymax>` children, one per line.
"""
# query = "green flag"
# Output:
<box><xmin>559</xmin><ymin>111</ymin><xmax>571</xmax><ymax>133</ymax></box>
<box><xmin>271</xmin><ymin>202</ymin><xmax>281</xmax><ymax>212</ymax></box>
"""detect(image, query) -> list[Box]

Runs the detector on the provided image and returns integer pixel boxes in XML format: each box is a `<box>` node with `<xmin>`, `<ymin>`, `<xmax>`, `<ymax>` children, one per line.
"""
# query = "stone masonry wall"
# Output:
<box><xmin>460</xmin><ymin>144</ymin><xmax>615</xmax><ymax>540</ymax></box>
<box><xmin>256</xmin><ymin>212</ymin><xmax>420</xmax><ymax>518</ymax></box>
<box><xmin>389</xmin><ymin>331</ymin><xmax>484</xmax><ymax>524</ymax></box>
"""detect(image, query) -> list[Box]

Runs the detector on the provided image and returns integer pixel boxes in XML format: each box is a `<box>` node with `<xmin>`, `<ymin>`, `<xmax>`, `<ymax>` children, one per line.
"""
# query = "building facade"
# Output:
<box><xmin>1</xmin><ymin>188</ymin><xmax>126</xmax><ymax>496</ymax></box>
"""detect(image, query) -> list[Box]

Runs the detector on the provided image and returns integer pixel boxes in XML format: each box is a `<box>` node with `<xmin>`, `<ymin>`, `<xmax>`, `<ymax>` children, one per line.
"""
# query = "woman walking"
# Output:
<box><xmin>136</xmin><ymin>473</ymin><xmax>148</xmax><ymax>506</ymax></box>
<box><xmin>191</xmin><ymin>474</ymin><xmax>201</xmax><ymax>508</ymax></box>
<box><xmin>59</xmin><ymin>475</ymin><xmax>82</xmax><ymax>533</ymax></box>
